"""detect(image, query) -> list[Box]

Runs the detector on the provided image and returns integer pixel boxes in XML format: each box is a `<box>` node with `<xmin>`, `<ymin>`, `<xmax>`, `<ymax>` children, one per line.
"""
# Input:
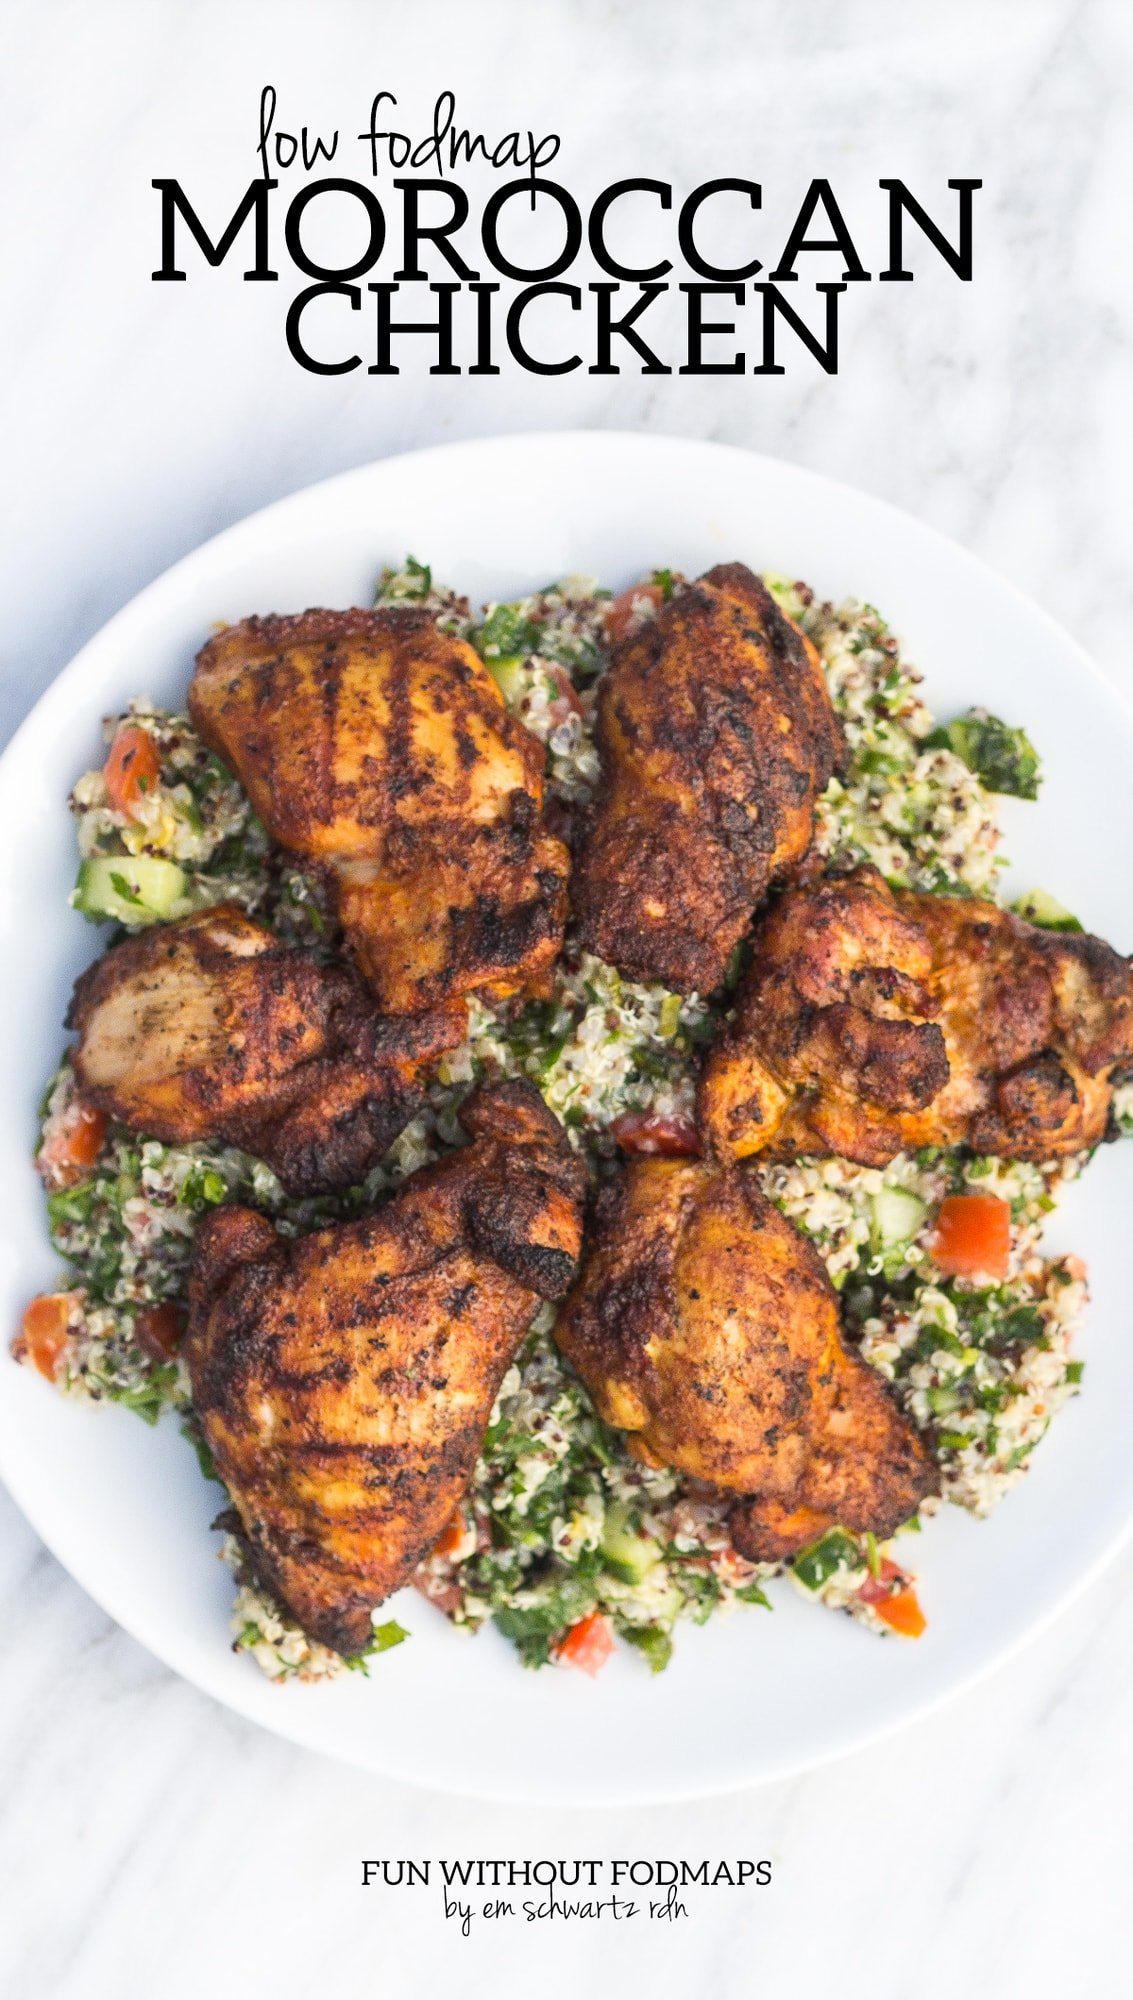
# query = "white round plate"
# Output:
<box><xmin>2</xmin><ymin>433</ymin><xmax>1132</xmax><ymax>1804</ymax></box>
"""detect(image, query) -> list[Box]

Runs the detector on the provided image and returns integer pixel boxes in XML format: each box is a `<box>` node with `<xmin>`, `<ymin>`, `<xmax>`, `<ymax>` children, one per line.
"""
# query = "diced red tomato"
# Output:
<box><xmin>930</xmin><ymin>1192</ymin><xmax>1011</xmax><ymax>1282</ymax></box>
<box><xmin>606</xmin><ymin>582</ymin><xmax>666</xmax><ymax>646</ymax></box>
<box><xmin>555</xmin><ymin>1611</ymin><xmax>614</xmax><ymax>1677</ymax></box>
<box><xmin>134</xmin><ymin>1302</ymin><xmax>186</xmax><ymax>1361</ymax></box>
<box><xmin>857</xmin><ymin>1556</ymin><xmax>902</xmax><ymax>1605</ymax></box>
<box><xmin>37</xmin><ymin>1102</ymin><xmax>107</xmax><ymax>1185</ymax></box>
<box><xmin>857</xmin><ymin>1558</ymin><xmax>926</xmax><ymax>1636</ymax></box>
<box><xmin>104</xmin><ymin>725</ymin><xmax>161</xmax><ymax>817</ymax></box>
<box><xmin>611</xmin><ymin>1111</ymin><xmax>700</xmax><ymax>1157</ymax></box>
<box><xmin>873</xmin><ymin>1587</ymin><xmax>927</xmax><ymax>1638</ymax></box>
<box><xmin>14</xmin><ymin>1293</ymin><xmax>77</xmax><ymax>1381</ymax></box>
<box><xmin>432</xmin><ymin>1512</ymin><xmax>469</xmax><ymax>1560</ymax></box>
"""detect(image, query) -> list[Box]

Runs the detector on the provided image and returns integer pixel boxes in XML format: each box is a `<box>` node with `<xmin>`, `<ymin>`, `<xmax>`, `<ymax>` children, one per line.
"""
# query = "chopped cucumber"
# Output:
<box><xmin>871</xmin><ymin>1187</ymin><xmax>927</xmax><ymax>1250</ymax></box>
<box><xmin>486</xmin><ymin>655</ymin><xmax>529</xmax><ymax>706</ymax></box>
<box><xmin>600</xmin><ymin>1504</ymin><xmax>662</xmax><ymax>1585</ymax></box>
<box><xmin>1012</xmin><ymin>888</ymin><xmax>1084</xmax><ymax>935</ymax></box>
<box><xmin>791</xmin><ymin>1528</ymin><xmax>861</xmax><ymax>1592</ymax></box>
<box><xmin>72</xmin><ymin>855</ymin><xmax>189</xmax><ymax>926</ymax></box>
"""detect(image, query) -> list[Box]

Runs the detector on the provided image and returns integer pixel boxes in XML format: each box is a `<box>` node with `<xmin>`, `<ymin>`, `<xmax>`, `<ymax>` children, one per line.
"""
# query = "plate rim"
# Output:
<box><xmin>2</xmin><ymin>427</ymin><xmax>1132</xmax><ymax>1803</ymax></box>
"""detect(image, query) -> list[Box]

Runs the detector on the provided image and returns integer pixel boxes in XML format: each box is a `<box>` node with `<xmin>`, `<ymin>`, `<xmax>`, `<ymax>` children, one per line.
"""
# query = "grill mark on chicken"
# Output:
<box><xmin>384</xmin><ymin>637</ymin><xmax>419</xmax><ymax>808</ymax></box>
<box><xmin>571</xmin><ymin>563</ymin><xmax>844</xmax><ymax>994</ymax></box>
<box><xmin>186</xmin><ymin>1079</ymin><xmax>586</xmax><ymax>1655</ymax></box>
<box><xmin>189</xmin><ymin>608</ymin><xmax>570</xmax><ymax>1015</ymax></box>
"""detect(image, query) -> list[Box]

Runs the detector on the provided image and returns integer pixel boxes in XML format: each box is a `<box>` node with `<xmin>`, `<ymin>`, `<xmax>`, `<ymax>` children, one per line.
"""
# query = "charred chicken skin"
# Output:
<box><xmin>188</xmin><ymin>608</ymin><xmax>570</xmax><ymax>1015</ymax></box>
<box><xmin>699</xmin><ymin>867</ymin><xmax>1133</xmax><ymax>1167</ymax></box>
<box><xmin>67</xmin><ymin>905</ymin><xmax>458</xmax><ymax>1195</ymax></box>
<box><xmin>554</xmin><ymin>1156</ymin><xmax>936</xmax><ymax>1557</ymax></box>
<box><xmin>186</xmin><ymin>1080</ymin><xmax>586</xmax><ymax>1656</ymax></box>
<box><xmin>571</xmin><ymin>564</ymin><xmax>845</xmax><ymax>995</ymax></box>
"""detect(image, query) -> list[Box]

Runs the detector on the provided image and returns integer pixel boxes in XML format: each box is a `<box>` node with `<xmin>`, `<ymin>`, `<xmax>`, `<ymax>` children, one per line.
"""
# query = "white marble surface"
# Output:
<box><xmin>3</xmin><ymin>1</ymin><xmax>1133</xmax><ymax>1993</ymax></box>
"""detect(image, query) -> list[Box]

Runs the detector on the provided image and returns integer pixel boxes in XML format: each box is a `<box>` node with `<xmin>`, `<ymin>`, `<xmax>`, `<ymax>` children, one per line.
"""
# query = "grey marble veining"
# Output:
<box><xmin>2</xmin><ymin>2</ymin><xmax>1132</xmax><ymax>1994</ymax></box>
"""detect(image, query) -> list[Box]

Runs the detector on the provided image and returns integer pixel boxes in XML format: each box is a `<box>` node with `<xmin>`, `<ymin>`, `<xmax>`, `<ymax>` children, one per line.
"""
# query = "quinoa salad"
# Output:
<box><xmin>20</xmin><ymin>557</ymin><xmax>1123</xmax><ymax>1683</ymax></box>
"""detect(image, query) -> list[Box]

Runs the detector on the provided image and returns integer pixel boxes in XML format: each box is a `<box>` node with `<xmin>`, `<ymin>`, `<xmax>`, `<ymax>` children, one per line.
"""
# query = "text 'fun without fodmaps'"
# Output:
<box><xmin>360</xmin><ymin>1859</ymin><xmax>771</xmax><ymax>1887</ymax></box>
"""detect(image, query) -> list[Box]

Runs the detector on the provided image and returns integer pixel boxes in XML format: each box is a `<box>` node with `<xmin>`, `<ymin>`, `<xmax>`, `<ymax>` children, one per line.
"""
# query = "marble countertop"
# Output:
<box><xmin>3</xmin><ymin>2</ymin><xmax>1132</xmax><ymax>1993</ymax></box>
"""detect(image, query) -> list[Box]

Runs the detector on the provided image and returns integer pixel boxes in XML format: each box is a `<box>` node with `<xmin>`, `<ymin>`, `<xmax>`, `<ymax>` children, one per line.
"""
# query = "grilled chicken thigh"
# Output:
<box><xmin>554</xmin><ymin>1156</ymin><xmax>935</xmax><ymax>1555</ymax></box>
<box><xmin>189</xmin><ymin>608</ymin><xmax>570</xmax><ymax>1014</ymax></box>
<box><xmin>186</xmin><ymin>1081</ymin><xmax>586</xmax><ymax>1655</ymax></box>
<box><xmin>571</xmin><ymin>565</ymin><xmax>844</xmax><ymax>994</ymax></box>
<box><xmin>699</xmin><ymin>867</ymin><xmax>1133</xmax><ymax>1167</ymax></box>
<box><xmin>67</xmin><ymin>906</ymin><xmax>458</xmax><ymax>1194</ymax></box>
